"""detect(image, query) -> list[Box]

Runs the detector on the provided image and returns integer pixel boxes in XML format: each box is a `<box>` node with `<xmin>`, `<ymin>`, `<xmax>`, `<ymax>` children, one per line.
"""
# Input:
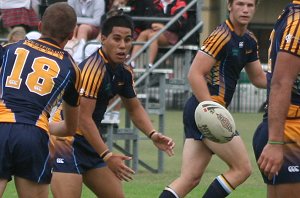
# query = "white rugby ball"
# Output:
<box><xmin>194</xmin><ymin>101</ymin><xmax>236</xmax><ymax>143</ymax></box>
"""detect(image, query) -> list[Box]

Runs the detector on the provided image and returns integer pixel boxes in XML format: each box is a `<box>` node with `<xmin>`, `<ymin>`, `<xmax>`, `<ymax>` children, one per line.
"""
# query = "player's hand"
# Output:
<box><xmin>106</xmin><ymin>153</ymin><xmax>135</xmax><ymax>182</ymax></box>
<box><xmin>257</xmin><ymin>143</ymin><xmax>284</xmax><ymax>180</ymax></box>
<box><xmin>151</xmin><ymin>23</ymin><xmax>164</xmax><ymax>31</ymax></box>
<box><xmin>151</xmin><ymin>132</ymin><xmax>175</xmax><ymax>156</ymax></box>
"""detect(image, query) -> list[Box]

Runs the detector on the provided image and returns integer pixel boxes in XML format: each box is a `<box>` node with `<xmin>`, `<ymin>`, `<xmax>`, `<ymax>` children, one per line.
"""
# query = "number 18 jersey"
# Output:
<box><xmin>0</xmin><ymin>38</ymin><xmax>82</xmax><ymax>132</ymax></box>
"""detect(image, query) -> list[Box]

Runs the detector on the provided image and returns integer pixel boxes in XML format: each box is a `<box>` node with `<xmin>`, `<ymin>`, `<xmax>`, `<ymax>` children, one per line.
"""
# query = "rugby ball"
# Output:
<box><xmin>194</xmin><ymin>101</ymin><xmax>236</xmax><ymax>143</ymax></box>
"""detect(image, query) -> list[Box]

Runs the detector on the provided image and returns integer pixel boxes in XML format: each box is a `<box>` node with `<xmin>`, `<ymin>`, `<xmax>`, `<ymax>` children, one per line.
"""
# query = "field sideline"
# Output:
<box><xmin>3</xmin><ymin>110</ymin><xmax>266</xmax><ymax>197</ymax></box>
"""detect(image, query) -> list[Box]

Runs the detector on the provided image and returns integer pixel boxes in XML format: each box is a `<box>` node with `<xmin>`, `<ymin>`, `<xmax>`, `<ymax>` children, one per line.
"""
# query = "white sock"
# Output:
<box><xmin>164</xmin><ymin>186</ymin><xmax>179</xmax><ymax>198</ymax></box>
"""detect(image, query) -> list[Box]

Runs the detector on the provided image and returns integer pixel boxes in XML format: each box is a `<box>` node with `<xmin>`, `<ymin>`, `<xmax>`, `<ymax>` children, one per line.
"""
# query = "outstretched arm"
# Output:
<box><xmin>121</xmin><ymin>96</ymin><xmax>175</xmax><ymax>156</ymax></box>
<box><xmin>79</xmin><ymin>97</ymin><xmax>135</xmax><ymax>181</ymax></box>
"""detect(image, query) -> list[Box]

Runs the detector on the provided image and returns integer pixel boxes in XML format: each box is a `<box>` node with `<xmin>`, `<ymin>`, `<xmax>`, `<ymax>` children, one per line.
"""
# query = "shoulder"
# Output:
<box><xmin>206</xmin><ymin>23</ymin><xmax>232</xmax><ymax>43</ymax></box>
<box><xmin>245</xmin><ymin>30</ymin><xmax>258</xmax><ymax>43</ymax></box>
<box><xmin>201</xmin><ymin>23</ymin><xmax>231</xmax><ymax>56</ymax></box>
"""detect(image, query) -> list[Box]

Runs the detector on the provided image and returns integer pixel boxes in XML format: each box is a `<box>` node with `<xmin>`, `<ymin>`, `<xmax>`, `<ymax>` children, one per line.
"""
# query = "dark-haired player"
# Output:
<box><xmin>254</xmin><ymin>1</ymin><xmax>300</xmax><ymax>197</ymax></box>
<box><xmin>50</xmin><ymin>13</ymin><xmax>175</xmax><ymax>198</ymax></box>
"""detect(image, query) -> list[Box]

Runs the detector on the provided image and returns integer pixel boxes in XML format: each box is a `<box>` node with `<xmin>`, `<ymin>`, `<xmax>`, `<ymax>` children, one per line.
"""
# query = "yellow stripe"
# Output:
<box><xmin>220</xmin><ymin>175</ymin><xmax>234</xmax><ymax>191</ymax></box>
<box><xmin>0</xmin><ymin>100</ymin><xmax>15</xmax><ymax>122</ymax></box>
<box><xmin>36</xmin><ymin>111</ymin><xmax>49</xmax><ymax>133</ymax></box>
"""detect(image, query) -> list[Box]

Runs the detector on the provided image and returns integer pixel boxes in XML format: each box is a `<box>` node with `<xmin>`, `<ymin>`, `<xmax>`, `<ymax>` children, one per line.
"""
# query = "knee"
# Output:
<box><xmin>233</xmin><ymin>160</ymin><xmax>252</xmax><ymax>181</ymax></box>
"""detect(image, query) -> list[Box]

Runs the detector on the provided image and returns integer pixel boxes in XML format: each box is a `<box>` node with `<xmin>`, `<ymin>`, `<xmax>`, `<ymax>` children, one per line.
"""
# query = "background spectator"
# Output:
<box><xmin>68</xmin><ymin>0</ymin><xmax>105</xmax><ymax>63</ymax></box>
<box><xmin>0</xmin><ymin>0</ymin><xmax>40</xmax><ymax>32</ymax></box>
<box><xmin>130</xmin><ymin>0</ymin><xmax>188</xmax><ymax>68</ymax></box>
<box><xmin>7</xmin><ymin>26</ymin><xmax>26</xmax><ymax>43</ymax></box>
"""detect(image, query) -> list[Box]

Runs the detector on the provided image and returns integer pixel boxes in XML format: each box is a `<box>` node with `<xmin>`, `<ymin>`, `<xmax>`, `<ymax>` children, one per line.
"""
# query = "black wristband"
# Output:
<box><xmin>148</xmin><ymin>130</ymin><xmax>157</xmax><ymax>139</ymax></box>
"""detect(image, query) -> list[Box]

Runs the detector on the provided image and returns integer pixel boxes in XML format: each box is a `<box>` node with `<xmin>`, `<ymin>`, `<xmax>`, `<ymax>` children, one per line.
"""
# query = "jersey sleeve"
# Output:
<box><xmin>247</xmin><ymin>32</ymin><xmax>259</xmax><ymax>63</ymax></box>
<box><xmin>62</xmin><ymin>59</ymin><xmax>82</xmax><ymax>107</ymax></box>
<box><xmin>279</xmin><ymin>15</ymin><xmax>300</xmax><ymax>56</ymax></box>
<box><xmin>118</xmin><ymin>65</ymin><xmax>136</xmax><ymax>98</ymax></box>
<box><xmin>79</xmin><ymin>55</ymin><xmax>104</xmax><ymax>99</ymax></box>
<box><xmin>200</xmin><ymin>25</ymin><xmax>231</xmax><ymax>60</ymax></box>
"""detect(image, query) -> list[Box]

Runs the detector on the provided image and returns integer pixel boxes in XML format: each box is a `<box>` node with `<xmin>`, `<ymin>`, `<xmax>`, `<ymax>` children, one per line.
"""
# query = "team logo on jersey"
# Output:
<box><xmin>288</xmin><ymin>166</ymin><xmax>299</xmax><ymax>173</ymax></box>
<box><xmin>285</xmin><ymin>34</ymin><xmax>292</xmax><ymax>43</ymax></box>
<box><xmin>232</xmin><ymin>49</ymin><xmax>239</xmax><ymax>56</ymax></box>
<box><xmin>56</xmin><ymin>158</ymin><xmax>65</xmax><ymax>164</ymax></box>
<box><xmin>239</xmin><ymin>42</ymin><xmax>244</xmax><ymax>48</ymax></box>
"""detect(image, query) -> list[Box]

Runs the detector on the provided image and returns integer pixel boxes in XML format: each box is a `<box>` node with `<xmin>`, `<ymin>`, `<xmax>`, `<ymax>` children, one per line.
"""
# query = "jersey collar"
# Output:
<box><xmin>225</xmin><ymin>19</ymin><xmax>234</xmax><ymax>32</ymax></box>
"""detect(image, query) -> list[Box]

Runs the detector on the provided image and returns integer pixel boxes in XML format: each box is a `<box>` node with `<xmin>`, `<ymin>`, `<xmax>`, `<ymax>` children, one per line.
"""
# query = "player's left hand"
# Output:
<box><xmin>257</xmin><ymin>143</ymin><xmax>284</xmax><ymax>180</ymax></box>
<box><xmin>151</xmin><ymin>132</ymin><xmax>175</xmax><ymax>156</ymax></box>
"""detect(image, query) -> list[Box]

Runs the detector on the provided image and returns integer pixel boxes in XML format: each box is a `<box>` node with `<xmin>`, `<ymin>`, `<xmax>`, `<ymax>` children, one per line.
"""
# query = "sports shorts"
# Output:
<box><xmin>253</xmin><ymin>118</ymin><xmax>300</xmax><ymax>184</ymax></box>
<box><xmin>0</xmin><ymin>123</ymin><xmax>51</xmax><ymax>183</ymax></box>
<box><xmin>183</xmin><ymin>95</ymin><xmax>239</xmax><ymax>141</ymax></box>
<box><xmin>51</xmin><ymin>134</ymin><xmax>106</xmax><ymax>174</ymax></box>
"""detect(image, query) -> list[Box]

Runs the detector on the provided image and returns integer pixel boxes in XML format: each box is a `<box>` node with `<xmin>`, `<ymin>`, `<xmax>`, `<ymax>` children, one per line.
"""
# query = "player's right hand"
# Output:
<box><xmin>106</xmin><ymin>153</ymin><xmax>135</xmax><ymax>181</ymax></box>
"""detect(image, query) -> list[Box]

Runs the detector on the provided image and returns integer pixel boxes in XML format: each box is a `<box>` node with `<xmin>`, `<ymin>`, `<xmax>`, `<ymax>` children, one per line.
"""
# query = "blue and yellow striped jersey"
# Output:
<box><xmin>200</xmin><ymin>19</ymin><xmax>259</xmax><ymax>107</ymax></box>
<box><xmin>268</xmin><ymin>1</ymin><xmax>300</xmax><ymax>107</ymax></box>
<box><xmin>0</xmin><ymin>38</ymin><xmax>81</xmax><ymax>132</ymax></box>
<box><xmin>76</xmin><ymin>47</ymin><xmax>136</xmax><ymax>134</ymax></box>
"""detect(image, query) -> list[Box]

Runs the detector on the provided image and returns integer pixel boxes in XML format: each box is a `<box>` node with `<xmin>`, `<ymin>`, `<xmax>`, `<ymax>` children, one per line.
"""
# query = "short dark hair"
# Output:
<box><xmin>101</xmin><ymin>12</ymin><xmax>134</xmax><ymax>37</ymax></box>
<box><xmin>228</xmin><ymin>0</ymin><xmax>259</xmax><ymax>6</ymax></box>
<box><xmin>41</xmin><ymin>2</ymin><xmax>77</xmax><ymax>42</ymax></box>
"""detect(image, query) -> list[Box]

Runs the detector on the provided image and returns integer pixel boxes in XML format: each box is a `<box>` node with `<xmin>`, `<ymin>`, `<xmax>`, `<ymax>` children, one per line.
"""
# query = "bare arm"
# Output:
<box><xmin>258</xmin><ymin>52</ymin><xmax>300</xmax><ymax>179</ymax></box>
<box><xmin>187</xmin><ymin>51</ymin><xmax>216</xmax><ymax>102</ymax></box>
<box><xmin>244</xmin><ymin>60</ymin><xmax>267</xmax><ymax>89</ymax></box>
<box><xmin>49</xmin><ymin>101</ymin><xmax>79</xmax><ymax>137</ymax></box>
<box><xmin>79</xmin><ymin>97</ymin><xmax>134</xmax><ymax>181</ymax></box>
<box><xmin>121</xmin><ymin>96</ymin><xmax>175</xmax><ymax>156</ymax></box>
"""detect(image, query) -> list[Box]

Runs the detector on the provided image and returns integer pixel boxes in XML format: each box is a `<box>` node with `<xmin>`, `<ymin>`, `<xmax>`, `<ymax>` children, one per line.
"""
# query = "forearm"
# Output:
<box><xmin>189</xmin><ymin>74</ymin><xmax>211</xmax><ymax>102</ymax></box>
<box><xmin>49</xmin><ymin>121</ymin><xmax>75</xmax><ymax>137</ymax></box>
<box><xmin>268</xmin><ymin>82</ymin><xmax>291</xmax><ymax>141</ymax></box>
<box><xmin>129</xmin><ymin>106</ymin><xmax>156</xmax><ymax>137</ymax></box>
<box><xmin>80</xmin><ymin>119</ymin><xmax>109</xmax><ymax>156</ymax></box>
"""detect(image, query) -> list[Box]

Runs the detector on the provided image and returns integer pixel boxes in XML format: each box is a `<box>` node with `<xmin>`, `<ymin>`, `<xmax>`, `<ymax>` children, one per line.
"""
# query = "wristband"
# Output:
<box><xmin>100</xmin><ymin>149</ymin><xmax>110</xmax><ymax>158</ymax></box>
<box><xmin>148</xmin><ymin>130</ymin><xmax>157</xmax><ymax>139</ymax></box>
<box><xmin>103</xmin><ymin>152</ymin><xmax>113</xmax><ymax>162</ymax></box>
<box><xmin>267</xmin><ymin>140</ymin><xmax>285</xmax><ymax>145</ymax></box>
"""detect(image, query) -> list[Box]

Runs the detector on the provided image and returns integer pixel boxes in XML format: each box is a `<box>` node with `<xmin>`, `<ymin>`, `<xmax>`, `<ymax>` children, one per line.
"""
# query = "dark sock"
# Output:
<box><xmin>159</xmin><ymin>186</ymin><xmax>179</xmax><ymax>198</ymax></box>
<box><xmin>202</xmin><ymin>175</ymin><xmax>234</xmax><ymax>198</ymax></box>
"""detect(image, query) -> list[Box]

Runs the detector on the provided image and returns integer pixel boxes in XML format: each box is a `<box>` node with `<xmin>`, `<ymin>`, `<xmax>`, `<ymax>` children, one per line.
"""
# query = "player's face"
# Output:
<box><xmin>101</xmin><ymin>26</ymin><xmax>133</xmax><ymax>65</ymax></box>
<box><xmin>228</xmin><ymin>0</ymin><xmax>256</xmax><ymax>26</ymax></box>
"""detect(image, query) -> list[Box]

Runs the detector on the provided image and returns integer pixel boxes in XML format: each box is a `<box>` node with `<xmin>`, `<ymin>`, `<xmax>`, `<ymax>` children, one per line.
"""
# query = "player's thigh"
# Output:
<box><xmin>268</xmin><ymin>183</ymin><xmax>300</xmax><ymax>198</ymax></box>
<box><xmin>181</xmin><ymin>138</ymin><xmax>213</xmax><ymax>179</ymax></box>
<box><xmin>83</xmin><ymin>167</ymin><xmax>124</xmax><ymax>198</ymax></box>
<box><xmin>15</xmin><ymin>177</ymin><xmax>48</xmax><ymax>198</ymax></box>
<box><xmin>0</xmin><ymin>179</ymin><xmax>8</xmax><ymax>197</ymax></box>
<box><xmin>204</xmin><ymin>135</ymin><xmax>250</xmax><ymax>167</ymax></box>
<box><xmin>51</xmin><ymin>172</ymin><xmax>83</xmax><ymax>198</ymax></box>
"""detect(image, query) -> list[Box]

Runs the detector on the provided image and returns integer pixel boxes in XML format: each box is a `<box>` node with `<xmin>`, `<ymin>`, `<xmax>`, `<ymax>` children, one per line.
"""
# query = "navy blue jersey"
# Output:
<box><xmin>267</xmin><ymin>1</ymin><xmax>300</xmax><ymax>106</ymax></box>
<box><xmin>0</xmin><ymin>39</ymin><xmax>81</xmax><ymax>132</ymax></box>
<box><xmin>77</xmin><ymin>48</ymin><xmax>136</xmax><ymax>134</ymax></box>
<box><xmin>200</xmin><ymin>19</ymin><xmax>259</xmax><ymax>107</ymax></box>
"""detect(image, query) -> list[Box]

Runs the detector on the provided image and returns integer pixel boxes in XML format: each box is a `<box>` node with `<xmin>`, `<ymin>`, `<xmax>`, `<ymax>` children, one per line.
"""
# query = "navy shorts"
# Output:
<box><xmin>183</xmin><ymin>95</ymin><xmax>203</xmax><ymax>140</ymax></box>
<box><xmin>51</xmin><ymin>134</ymin><xmax>106</xmax><ymax>174</ymax></box>
<box><xmin>253</xmin><ymin>119</ymin><xmax>300</xmax><ymax>184</ymax></box>
<box><xmin>0</xmin><ymin>123</ymin><xmax>52</xmax><ymax>183</ymax></box>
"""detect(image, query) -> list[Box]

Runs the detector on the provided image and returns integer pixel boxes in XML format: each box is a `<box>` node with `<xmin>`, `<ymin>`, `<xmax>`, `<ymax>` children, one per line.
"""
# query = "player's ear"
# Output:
<box><xmin>38</xmin><ymin>21</ymin><xmax>42</xmax><ymax>32</ymax></box>
<box><xmin>67</xmin><ymin>31</ymin><xmax>74</xmax><ymax>40</ymax></box>
<box><xmin>101</xmin><ymin>35</ymin><xmax>107</xmax><ymax>44</ymax></box>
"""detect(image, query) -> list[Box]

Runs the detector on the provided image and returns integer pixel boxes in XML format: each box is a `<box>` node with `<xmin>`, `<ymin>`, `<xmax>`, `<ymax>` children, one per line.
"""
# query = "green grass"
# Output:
<box><xmin>3</xmin><ymin>111</ymin><xmax>267</xmax><ymax>197</ymax></box>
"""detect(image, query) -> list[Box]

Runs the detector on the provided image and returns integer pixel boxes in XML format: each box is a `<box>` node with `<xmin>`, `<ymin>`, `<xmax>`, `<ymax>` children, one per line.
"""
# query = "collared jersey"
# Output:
<box><xmin>200</xmin><ymin>19</ymin><xmax>259</xmax><ymax>107</ymax></box>
<box><xmin>267</xmin><ymin>1</ymin><xmax>300</xmax><ymax>108</ymax></box>
<box><xmin>0</xmin><ymin>38</ymin><xmax>81</xmax><ymax>132</ymax></box>
<box><xmin>76</xmin><ymin>47</ymin><xmax>136</xmax><ymax>135</ymax></box>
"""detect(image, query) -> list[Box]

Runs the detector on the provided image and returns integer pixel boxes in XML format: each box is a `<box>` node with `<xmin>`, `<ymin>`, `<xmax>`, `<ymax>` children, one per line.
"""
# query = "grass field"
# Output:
<box><xmin>3</xmin><ymin>110</ymin><xmax>267</xmax><ymax>198</ymax></box>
